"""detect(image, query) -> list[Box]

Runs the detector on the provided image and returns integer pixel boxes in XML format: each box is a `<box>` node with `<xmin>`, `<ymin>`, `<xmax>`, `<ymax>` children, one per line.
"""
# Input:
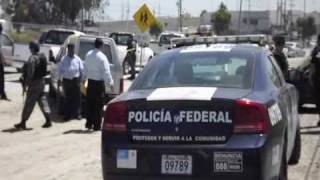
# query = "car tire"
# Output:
<box><xmin>279</xmin><ymin>136</ymin><xmax>288</xmax><ymax>180</ymax></box>
<box><xmin>289</xmin><ymin>128</ymin><xmax>301</xmax><ymax>165</ymax></box>
<box><xmin>122</xmin><ymin>60</ymin><xmax>130</xmax><ymax>75</ymax></box>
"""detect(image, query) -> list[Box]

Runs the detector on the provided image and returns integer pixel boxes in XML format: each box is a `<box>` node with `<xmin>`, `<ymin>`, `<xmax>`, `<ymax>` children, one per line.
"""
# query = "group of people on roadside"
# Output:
<box><xmin>13</xmin><ymin>38</ymin><xmax>114</xmax><ymax>131</ymax></box>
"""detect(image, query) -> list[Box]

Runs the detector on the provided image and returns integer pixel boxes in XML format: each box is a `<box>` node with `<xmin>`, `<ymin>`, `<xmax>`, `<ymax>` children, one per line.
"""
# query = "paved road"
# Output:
<box><xmin>0</xmin><ymin>61</ymin><xmax>319</xmax><ymax>179</ymax></box>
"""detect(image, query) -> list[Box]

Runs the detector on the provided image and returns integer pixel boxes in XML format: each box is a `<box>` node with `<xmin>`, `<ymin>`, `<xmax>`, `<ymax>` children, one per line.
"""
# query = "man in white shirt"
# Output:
<box><xmin>58</xmin><ymin>43</ymin><xmax>84</xmax><ymax>120</ymax></box>
<box><xmin>84</xmin><ymin>38</ymin><xmax>114</xmax><ymax>131</ymax></box>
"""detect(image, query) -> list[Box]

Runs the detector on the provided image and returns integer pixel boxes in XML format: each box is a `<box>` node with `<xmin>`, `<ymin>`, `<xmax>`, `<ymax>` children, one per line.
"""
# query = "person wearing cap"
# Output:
<box><xmin>84</xmin><ymin>38</ymin><xmax>114</xmax><ymax>131</ymax></box>
<box><xmin>57</xmin><ymin>43</ymin><xmax>84</xmax><ymax>120</ymax></box>
<box><xmin>272</xmin><ymin>35</ymin><xmax>289</xmax><ymax>79</ymax></box>
<box><xmin>126</xmin><ymin>36</ymin><xmax>137</xmax><ymax>80</ymax></box>
<box><xmin>0</xmin><ymin>23</ymin><xmax>9</xmax><ymax>100</ymax></box>
<box><xmin>311</xmin><ymin>35</ymin><xmax>320</xmax><ymax>126</ymax></box>
<box><xmin>14</xmin><ymin>41</ymin><xmax>52</xmax><ymax>129</ymax></box>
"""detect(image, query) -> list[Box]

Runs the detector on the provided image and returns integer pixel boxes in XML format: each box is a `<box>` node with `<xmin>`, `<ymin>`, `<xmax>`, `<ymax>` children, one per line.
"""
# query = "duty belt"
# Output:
<box><xmin>127</xmin><ymin>48</ymin><xmax>136</xmax><ymax>52</ymax></box>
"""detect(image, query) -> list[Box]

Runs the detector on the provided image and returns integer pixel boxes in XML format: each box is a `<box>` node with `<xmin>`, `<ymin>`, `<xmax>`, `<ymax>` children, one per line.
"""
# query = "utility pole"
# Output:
<box><xmin>247</xmin><ymin>0</ymin><xmax>251</xmax><ymax>33</ymax></box>
<box><xmin>177</xmin><ymin>0</ymin><xmax>183</xmax><ymax>32</ymax></box>
<box><xmin>284</xmin><ymin>0</ymin><xmax>287</xmax><ymax>31</ymax></box>
<box><xmin>304</xmin><ymin>0</ymin><xmax>306</xmax><ymax>17</ymax></box>
<box><xmin>238</xmin><ymin>0</ymin><xmax>243</xmax><ymax>34</ymax></box>
<box><xmin>81</xmin><ymin>0</ymin><xmax>84</xmax><ymax>32</ymax></box>
<box><xmin>121</xmin><ymin>1</ymin><xmax>124</xmax><ymax>21</ymax></box>
<box><xmin>126</xmin><ymin>0</ymin><xmax>130</xmax><ymax>31</ymax></box>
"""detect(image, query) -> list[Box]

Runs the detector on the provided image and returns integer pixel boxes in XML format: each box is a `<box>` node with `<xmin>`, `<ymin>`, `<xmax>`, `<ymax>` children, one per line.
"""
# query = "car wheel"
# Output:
<box><xmin>279</xmin><ymin>137</ymin><xmax>288</xmax><ymax>180</ymax></box>
<box><xmin>289</xmin><ymin>128</ymin><xmax>301</xmax><ymax>165</ymax></box>
<box><xmin>123</xmin><ymin>60</ymin><xmax>130</xmax><ymax>75</ymax></box>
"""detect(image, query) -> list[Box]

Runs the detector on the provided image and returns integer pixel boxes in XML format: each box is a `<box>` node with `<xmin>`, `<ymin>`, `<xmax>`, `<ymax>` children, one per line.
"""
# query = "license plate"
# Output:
<box><xmin>161</xmin><ymin>155</ymin><xmax>192</xmax><ymax>175</ymax></box>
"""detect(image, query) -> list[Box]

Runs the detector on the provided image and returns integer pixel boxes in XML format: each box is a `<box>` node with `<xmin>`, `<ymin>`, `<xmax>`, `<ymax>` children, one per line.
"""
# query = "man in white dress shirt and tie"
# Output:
<box><xmin>84</xmin><ymin>38</ymin><xmax>114</xmax><ymax>131</ymax></box>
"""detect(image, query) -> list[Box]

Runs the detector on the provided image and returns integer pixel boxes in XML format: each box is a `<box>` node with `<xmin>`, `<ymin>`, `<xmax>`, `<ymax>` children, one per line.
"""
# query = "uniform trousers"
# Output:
<box><xmin>21</xmin><ymin>79</ymin><xmax>51</xmax><ymax>122</ymax></box>
<box><xmin>0</xmin><ymin>62</ymin><xmax>7</xmax><ymax>99</ymax></box>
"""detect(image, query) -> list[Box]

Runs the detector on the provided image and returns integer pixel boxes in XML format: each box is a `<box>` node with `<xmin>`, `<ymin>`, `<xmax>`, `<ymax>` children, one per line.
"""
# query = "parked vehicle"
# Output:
<box><xmin>11</xmin><ymin>29</ymin><xmax>83</xmax><ymax>71</ymax></box>
<box><xmin>102</xmin><ymin>36</ymin><xmax>301</xmax><ymax>180</ymax></box>
<box><xmin>109</xmin><ymin>32</ymin><xmax>154</xmax><ymax>74</ymax></box>
<box><xmin>0</xmin><ymin>34</ymin><xmax>14</xmax><ymax>66</ymax></box>
<box><xmin>0</xmin><ymin>20</ymin><xmax>14</xmax><ymax>66</ymax></box>
<box><xmin>49</xmin><ymin>34</ymin><xmax>123</xmax><ymax>103</ymax></box>
<box><xmin>285</xmin><ymin>42</ymin><xmax>305</xmax><ymax>58</ymax></box>
<box><xmin>149</xmin><ymin>32</ymin><xmax>185</xmax><ymax>55</ymax></box>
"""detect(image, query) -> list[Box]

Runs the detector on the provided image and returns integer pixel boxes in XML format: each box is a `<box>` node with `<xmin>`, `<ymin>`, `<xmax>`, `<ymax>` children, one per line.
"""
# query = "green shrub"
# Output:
<box><xmin>9</xmin><ymin>31</ymin><xmax>40</xmax><ymax>44</ymax></box>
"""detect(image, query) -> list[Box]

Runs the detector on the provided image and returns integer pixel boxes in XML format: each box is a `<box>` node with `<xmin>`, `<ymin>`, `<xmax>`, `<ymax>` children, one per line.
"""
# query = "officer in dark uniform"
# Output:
<box><xmin>272</xmin><ymin>35</ymin><xmax>289</xmax><ymax>79</ymax></box>
<box><xmin>311</xmin><ymin>35</ymin><xmax>320</xmax><ymax>126</ymax></box>
<box><xmin>0</xmin><ymin>24</ymin><xmax>9</xmax><ymax>100</ymax></box>
<box><xmin>14</xmin><ymin>41</ymin><xmax>52</xmax><ymax>129</ymax></box>
<box><xmin>126</xmin><ymin>36</ymin><xmax>137</xmax><ymax>80</ymax></box>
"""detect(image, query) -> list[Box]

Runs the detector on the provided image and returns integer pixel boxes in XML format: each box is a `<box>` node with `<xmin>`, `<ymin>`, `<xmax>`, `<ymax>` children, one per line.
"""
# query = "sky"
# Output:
<box><xmin>104</xmin><ymin>0</ymin><xmax>320</xmax><ymax>21</ymax></box>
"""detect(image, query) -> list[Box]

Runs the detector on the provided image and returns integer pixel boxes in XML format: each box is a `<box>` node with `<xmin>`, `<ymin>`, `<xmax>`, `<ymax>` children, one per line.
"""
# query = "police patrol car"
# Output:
<box><xmin>102</xmin><ymin>35</ymin><xmax>301</xmax><ymax>180</ymax></box>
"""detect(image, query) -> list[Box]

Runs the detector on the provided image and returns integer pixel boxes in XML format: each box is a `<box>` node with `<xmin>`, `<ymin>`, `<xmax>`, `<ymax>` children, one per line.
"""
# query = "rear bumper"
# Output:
<box><xmin>102</xmin><ymin>134</ymin><xmax>281</xmax><ymax>180</ymax></box>
<box><xmin>105</xmin><ymin>175</ymin><xmax>255</xmax><ymax>180</ymax></box>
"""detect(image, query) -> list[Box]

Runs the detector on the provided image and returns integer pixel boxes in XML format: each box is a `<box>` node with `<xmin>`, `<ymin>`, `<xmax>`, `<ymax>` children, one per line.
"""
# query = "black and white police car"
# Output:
<box><xmin>102</xmin><ymin>35</ymin><xmax>301</xmax><ymax>180</ymax></box>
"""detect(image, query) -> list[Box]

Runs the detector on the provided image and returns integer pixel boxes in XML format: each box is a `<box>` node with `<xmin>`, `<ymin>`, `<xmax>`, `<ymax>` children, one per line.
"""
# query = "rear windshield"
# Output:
<box><xmin>44</xmin><ymin>31</ymin><xmax>74</xmax><ymax>45</ymax></box>
<box><xmin>131</xmin><ymin>51</ymin><xmax>255</xmax><ymax>90</ymax></box>
<box><xmin>111</xmin><ymin>34</ymin><xmax>131</xmax><ymax>46</ymax></box>
<box><xmin>78</xmin><ymin>40</ymin><xmax>113</xmax><ymax>64</ymax></box>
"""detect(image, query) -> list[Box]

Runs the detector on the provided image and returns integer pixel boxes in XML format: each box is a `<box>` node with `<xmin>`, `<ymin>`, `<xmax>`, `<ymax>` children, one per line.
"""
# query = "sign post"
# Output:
<box><xmin>133</xmin><ymin>4</ymin><xmax>156</xmax><ymax>68</ymax></box>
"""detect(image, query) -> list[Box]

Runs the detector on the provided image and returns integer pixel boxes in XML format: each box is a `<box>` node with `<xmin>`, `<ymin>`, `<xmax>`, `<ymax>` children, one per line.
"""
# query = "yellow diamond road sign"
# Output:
<box><xmin>133</xmin><ymin>4</ymin><xmax>156</xmax><ymax>32</ymax></box>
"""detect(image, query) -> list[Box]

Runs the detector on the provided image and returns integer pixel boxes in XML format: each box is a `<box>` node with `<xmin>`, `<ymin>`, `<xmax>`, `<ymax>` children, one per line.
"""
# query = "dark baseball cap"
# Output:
<box><xmin>273</xmin><ymin>35</ymin><xmax>285</xmax><ymax>46</ymax></box>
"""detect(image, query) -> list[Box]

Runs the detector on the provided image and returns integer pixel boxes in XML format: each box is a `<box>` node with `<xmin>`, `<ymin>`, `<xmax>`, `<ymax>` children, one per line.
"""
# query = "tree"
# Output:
<box><xmin>149</xmin><ymin>20</ymin><xmax>164</xmax><ymax>39</ymax></box>
<box><xmin>211</xmin><ymin>3</ymin><xmax>231</xmax><ymax>35</ymax></box>
<box><xmin>296</xmin><ymin>16</ymin><xmax>317</xmax><ymax>44</ymax></box>
<box><xmin>200</xmin><ymin>10</ymin><xmax>207</xmax><ymax>25</ymax></box>
<box><xmin>6</xmin><ymin>0</ymin><xmax>108</xmax><ymax>24</ymax></box>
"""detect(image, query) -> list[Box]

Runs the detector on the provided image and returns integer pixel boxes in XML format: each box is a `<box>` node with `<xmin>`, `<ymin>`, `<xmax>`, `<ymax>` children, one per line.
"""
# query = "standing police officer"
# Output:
<box><xmin>311</xmin><ymin>35</ymin><xmax>320</xmax><ymax>126</ymax></box>
<box><xmin>0</xmin><ymin>24</ymin><xmax>8</xmax><ymax>100</ymax></box>
<box><xmin>57</xmin><ymin>43</ymin><xmax>84</xmax><ymax>120</ymax></box>
<box><xmin>14</xmin><ymin>41</ymin><xmax>52</xmax><ymax>129</ymax></box>
<box><xmin>272</xmin><ymin>35</ymin><xmax>289</xmax><ymax>79</ymax></box>
<box><xmin>126</xmin><ymin>36</ymin><xmax>137</xmax><ymax>80</ymax></box>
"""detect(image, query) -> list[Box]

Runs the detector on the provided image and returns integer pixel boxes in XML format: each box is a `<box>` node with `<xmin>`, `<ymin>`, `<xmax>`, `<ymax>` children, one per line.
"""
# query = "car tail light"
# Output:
<box><xmin>103</xmin><ymin>101</ymin><xmax>127</xmax><ymax>133</ymax></box>
<box><xmin>120</xmin><ymin>78</ymin><xmax>124</xmax><ymax>93</ymax></box>
<box><xmin>234</xmin><ymin>100</ymin><xmax>270</xmax><ymax>134</ymax></box>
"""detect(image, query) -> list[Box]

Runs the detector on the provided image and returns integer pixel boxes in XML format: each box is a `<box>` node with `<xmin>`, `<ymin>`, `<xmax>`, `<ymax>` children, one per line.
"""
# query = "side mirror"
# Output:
<box><xmin>288</xmin><ymin>69</ymin><xmax>301</xmax><ymax>83</ymax></box>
